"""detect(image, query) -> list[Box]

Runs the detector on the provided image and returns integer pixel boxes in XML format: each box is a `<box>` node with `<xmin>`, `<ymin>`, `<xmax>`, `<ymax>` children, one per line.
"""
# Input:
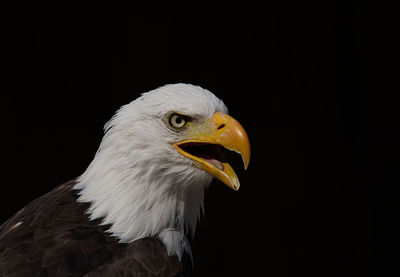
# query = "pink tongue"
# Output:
<box><xmin>204</xmin><ymin>158</ymin><xmax>224</xmax><ymax>171</ymax></box>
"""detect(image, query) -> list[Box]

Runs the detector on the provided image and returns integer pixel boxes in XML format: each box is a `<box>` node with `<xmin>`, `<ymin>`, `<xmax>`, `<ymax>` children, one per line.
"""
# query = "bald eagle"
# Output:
<box><xmin>0</xmin><ymin>84</ymin><xmax>250</xmax><ymax>276</ymax></box>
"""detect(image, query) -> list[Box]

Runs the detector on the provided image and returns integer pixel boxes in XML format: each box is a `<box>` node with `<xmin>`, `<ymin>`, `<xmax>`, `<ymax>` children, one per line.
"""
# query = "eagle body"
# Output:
<box><xmin>0</xmin><ymin>84</ymin><xmax>250</xmax><ymax>276</ymax></box>
<box><xmin>0</xmin><ymin>181</ymin><xmax>188</xmax><ymax>276</ymax></box>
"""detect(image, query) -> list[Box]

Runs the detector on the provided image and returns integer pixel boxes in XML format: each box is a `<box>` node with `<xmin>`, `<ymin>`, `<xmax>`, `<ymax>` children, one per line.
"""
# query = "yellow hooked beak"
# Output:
<box><xmin>174</xmin><ymin>112</ymin><xmax>250</xmax><ymax>190</ymax></box>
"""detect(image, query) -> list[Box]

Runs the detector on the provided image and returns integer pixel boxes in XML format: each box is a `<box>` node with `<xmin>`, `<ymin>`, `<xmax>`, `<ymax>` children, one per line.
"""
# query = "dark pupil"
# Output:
<box><xmin>175</xmin><ymin>116</ymin><xmax>182</xmax><ymax>125</ymax></box>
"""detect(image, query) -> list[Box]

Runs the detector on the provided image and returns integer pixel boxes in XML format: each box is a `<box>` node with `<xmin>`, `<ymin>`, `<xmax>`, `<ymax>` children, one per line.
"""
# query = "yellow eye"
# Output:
<box><xmin>168</xmin><ymin>113</ymin><xmax>189</xmax><ymax>129</ymax></box>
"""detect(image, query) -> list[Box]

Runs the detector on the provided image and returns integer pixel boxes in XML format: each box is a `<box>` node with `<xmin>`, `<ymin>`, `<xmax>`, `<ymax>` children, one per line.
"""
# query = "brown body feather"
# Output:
<box><xmin>0</xmin><ymin>181</ymin><xmax>189</xmax><ymax>276</ymax></box>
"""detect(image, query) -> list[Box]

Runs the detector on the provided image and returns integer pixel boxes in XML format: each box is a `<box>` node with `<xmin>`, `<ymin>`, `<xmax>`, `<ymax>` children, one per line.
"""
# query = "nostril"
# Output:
<box><xmin>217</xmin><ymin>124</ymin><xmax>225</xmax><ymax>130</ymax></box>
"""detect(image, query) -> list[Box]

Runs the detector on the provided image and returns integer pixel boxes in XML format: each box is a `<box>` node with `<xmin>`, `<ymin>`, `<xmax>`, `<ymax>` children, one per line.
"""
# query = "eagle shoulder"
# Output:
<box><xmin>0</xmin><ymin>181</ymin><xmax>187</xmax><ymax>276</ymax></box>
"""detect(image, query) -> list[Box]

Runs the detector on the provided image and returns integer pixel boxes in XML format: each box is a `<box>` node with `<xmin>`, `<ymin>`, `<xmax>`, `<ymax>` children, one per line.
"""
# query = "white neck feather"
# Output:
<box><xmin>74</xmin><ymin>138</ymin><xmax>212</xmax><ymax>242</ymax></box>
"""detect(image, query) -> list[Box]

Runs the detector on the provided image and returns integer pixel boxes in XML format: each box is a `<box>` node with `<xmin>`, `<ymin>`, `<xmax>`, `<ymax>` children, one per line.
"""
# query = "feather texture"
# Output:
<box><xmin>0</xmin><ymin>181</ymin><xmax>189</xmax><ymax>276</ymax></box>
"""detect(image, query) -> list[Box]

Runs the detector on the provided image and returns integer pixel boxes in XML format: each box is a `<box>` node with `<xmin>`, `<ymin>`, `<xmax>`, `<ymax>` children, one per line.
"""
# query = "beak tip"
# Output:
<box><xmin>232</xmin><ymin>179</ymin><xmax>240</xmax><ymax>191</ymax></box>
<box><xmin>243</xmin><ymin>157</ymin><xmax>250</xmax><ymax>171</ymax></box>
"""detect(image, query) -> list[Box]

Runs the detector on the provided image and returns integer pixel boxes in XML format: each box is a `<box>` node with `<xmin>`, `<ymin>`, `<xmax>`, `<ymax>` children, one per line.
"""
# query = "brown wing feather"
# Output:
<box><xmin>0</xmin><ymin>180</ymin><xmax>186</xmax><ymax>276</ymax></box>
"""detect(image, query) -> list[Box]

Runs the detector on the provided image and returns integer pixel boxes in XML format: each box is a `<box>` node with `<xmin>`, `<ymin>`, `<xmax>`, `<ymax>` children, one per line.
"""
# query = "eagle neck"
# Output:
<box><xmin>73</xmin><ymin>143</ymin><xmax>211</xmax><ymax>254</ymax></box>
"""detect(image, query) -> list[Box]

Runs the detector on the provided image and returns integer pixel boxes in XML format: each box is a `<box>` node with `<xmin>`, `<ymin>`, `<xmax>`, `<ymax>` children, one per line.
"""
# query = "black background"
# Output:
<box><xmin>0</xmin><ymin>2</ymin><xmax>393</xmax><ymax>277</ymax></box>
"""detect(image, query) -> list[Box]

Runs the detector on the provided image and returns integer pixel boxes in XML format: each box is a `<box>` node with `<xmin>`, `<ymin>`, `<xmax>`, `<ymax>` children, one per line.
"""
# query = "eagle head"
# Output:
<box><xmin>74</xmin><ymin>83</ymin><xmax>250</xmax><ymax>257</ymax></box>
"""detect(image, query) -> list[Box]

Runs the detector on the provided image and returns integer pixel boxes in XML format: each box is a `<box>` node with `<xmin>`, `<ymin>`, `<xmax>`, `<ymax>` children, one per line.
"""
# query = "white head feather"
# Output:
<box><xmin>74</xmin><ymin>83</ymin><xmax>228</xmax><ymax>258</ymax></box>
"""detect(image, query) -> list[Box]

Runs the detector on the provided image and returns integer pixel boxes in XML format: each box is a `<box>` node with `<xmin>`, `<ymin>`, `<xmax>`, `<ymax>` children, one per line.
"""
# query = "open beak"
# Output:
<box><xmin>174</xmin><ymin>112</ymin><xmax>250</xmax><ymax>190</ymax></box>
